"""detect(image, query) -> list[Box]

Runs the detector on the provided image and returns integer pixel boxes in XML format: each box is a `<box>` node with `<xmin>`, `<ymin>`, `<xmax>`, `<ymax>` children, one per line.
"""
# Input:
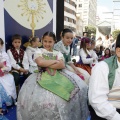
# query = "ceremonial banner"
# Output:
<box><xmin>3</xmin><ymin>0</ymin><xmax>56</xmax><ymax>50</ymax></box>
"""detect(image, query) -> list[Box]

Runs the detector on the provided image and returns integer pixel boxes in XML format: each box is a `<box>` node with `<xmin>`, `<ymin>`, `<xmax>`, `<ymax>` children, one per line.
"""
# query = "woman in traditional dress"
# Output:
<box><xmin>17</xmin><ymin>32</ymin><xmax>89</xmax><ymax>120</ymax></box>
<box><xmin>0</xmin><ymin>38</ymin><xmax>16</xmax><ymax>114</ymax></box>
<box><xmin>54</xmin><ymin>28</ymin><xmax>90</xmax><ymax>84</ymax></box>
<box><xmin>75</xmin><ymin>37</ymin><xmax>95</xmax><ymax>75</ymax></box>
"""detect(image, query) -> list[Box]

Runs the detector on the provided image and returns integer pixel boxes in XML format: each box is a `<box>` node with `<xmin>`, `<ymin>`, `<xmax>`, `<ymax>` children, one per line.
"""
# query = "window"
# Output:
<box><xmin>66</xmin><ymin>17</ymin><xmax>69</xmax><ymax>22</ymax></box>
<box><xmin>75</xmin><ymin>4</ymin><xmax>77</xmax><ymax>8</ymax></box>
<box><xmin>79</xmin><ymin>4</ymin><xmax>82</xmax><ymax>7</ymax></box>
<box><xmin>72</xmin><ymin>19</ymin><xmax>74</xmax><ymax>23</ymax></box>
<box><xmin>66</xmin><ymin>0</ymin><xmax>70</xmax><ymax>3</ymax></box>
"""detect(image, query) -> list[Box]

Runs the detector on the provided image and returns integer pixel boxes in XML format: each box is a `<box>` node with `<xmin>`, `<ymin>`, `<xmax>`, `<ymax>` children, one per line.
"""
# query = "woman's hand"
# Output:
<box><xmin>54</xmin><ymin>60</ymin><xmax>60</xmax><ymax>64</ymax></box>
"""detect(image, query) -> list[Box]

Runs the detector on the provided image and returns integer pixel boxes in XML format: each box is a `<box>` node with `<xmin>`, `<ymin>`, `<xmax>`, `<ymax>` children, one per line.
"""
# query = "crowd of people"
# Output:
<box><xmin>0</xmin><ymin>28</ymin><xmax>120</xmax><ymax>120</ymax></box>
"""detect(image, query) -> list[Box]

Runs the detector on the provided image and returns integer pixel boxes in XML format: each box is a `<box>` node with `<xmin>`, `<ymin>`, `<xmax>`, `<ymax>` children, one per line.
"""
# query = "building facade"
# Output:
<box><xmin>64</xmin><ymin>0</ymin><xmax>77</xmax><ymax>31</ymax></box>
<box><xmin>76</xmin><ymin>0</ymin><xmax>97</xmax><ymax>31</ymax></box>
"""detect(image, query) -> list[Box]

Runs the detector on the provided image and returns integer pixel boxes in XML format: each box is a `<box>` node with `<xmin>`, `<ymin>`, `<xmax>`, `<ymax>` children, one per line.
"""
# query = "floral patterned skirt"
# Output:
<box><xmin>17</xmin><ymin>69</ymin><xmax>89</xmax><ymax>120</ymax></box>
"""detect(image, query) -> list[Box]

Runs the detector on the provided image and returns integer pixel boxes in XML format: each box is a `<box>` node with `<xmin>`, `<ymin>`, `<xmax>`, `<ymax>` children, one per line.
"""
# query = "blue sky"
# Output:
<box><xmin>97</xmin><ymin>0</ymin><xmax>113</xmax><ymax>11</ymax></box>
<box><xmin>97</xmin><ymin>0</ymin><xmax>113</xmax><ymax>20</ymax></box>
<box><xmin>97</xmin><ymin>0</ymin><xmax>120</xmax><ymax>27</ymax></box>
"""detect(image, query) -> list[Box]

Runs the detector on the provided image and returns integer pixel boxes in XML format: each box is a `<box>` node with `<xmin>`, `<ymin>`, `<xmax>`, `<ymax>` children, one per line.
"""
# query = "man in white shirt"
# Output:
<box><xmin>89</xmin><ymin>34</ymin><xmax>120</xmax><ymax>120</ymax></box>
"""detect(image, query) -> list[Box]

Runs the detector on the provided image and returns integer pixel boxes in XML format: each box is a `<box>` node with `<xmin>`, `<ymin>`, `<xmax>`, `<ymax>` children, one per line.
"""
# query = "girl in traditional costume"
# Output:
<box><xmin>26</xmin><ymin>36</ymin><xmax>41</xmax><ymax>73</ymax></box>
<box><xmin>75</xmin><ymin>37</ymin><xmax>95</xmax><ymax>75</ymax></box>
<box><xmin>17</xmin><ymin>32</ymin><xmax>89</xmax><ymax>120</ymax></box>
<box><xmin>0</xmin><ymin>38</ymin><xmax>16</xmax><ymax>114</ymax></box>
<box><xmin>54</xmin><ymin>28</ymin><xmax>90</xmax><ymax>84</ymax></box>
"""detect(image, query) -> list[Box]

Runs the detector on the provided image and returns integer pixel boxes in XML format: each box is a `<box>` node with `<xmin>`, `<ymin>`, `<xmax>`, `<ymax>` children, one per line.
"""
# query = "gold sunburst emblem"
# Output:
<box><xmin>18</xmin><ymin>0</ymin><xmax>46</xmax><ymax>37</ymax></box>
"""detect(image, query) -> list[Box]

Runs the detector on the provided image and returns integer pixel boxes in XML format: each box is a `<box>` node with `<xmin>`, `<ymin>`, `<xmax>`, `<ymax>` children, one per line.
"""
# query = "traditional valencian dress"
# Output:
<box><xmin>26</xmin><ymin>46</ymin><xmax>40</xmax><ymax>73</ymax></box>
<box><xmin>17</xmin><ymin>48</ymin><xmax>89</xmax><ymax>120</ymax></box>
<box><xmin>75</xmin><ymin>48</ymin><xmax>95</xmax><ymax>75</ymax></box>
<box><xmin>0</xmin><ymin>50</ymin><xmax>16</xmax><ymax>107</ymax></box>
<box><xmin>54</xmin><ymin>40</ymin><xmax>90</xmax><ymax>84</ymax></box>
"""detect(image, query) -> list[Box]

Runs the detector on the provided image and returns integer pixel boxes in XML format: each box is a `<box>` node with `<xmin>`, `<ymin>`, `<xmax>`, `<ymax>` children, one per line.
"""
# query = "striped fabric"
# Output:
<box><xmin>108</xmin><ymin>86</ymin><xmax>120</xmax><ymax>100</ymax></box>
<box><xmin>108</xmin><ymin>86</ymin><xmax>120</xmax><ymax>108</ymax></box>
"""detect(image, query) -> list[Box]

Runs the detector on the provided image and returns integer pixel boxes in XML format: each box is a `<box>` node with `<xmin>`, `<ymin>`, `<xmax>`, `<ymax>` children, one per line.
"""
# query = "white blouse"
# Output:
<box><xmin>89</xmin><ymin>60</ymin><xmax>120</xmax><ymax>120</ymax></box>
<box><xmin>79</xmin><ymin>48</ymin><xmax>94</xmax><ymax>64</ymax></box>
<box><xmin>96</xmin><ymin>40</ymin><xmax>103</xmax><ymax>47</ymax></box>
<box><xmin>26</xmin><ymin>46</ymin><xmax>40</xmax><ymax>67</ymax></box>
<box><xmin>7</xmin><ymin>49</ymin><xmax>29</xmax><ymax>70</ymax></box>
<box><xmin>103</xmin><ymin>39</ymin><xmax>111</xmax><ymax>48</ymax></box>
<box><xmin>0</xmin><ymin>50</ymin><xmax>11</xmax><ymax>72</ymax></box>
<box><xmin>34</xmin><ymin>48</ymin><xmax>64</xmax><ymax>61</ymax></box>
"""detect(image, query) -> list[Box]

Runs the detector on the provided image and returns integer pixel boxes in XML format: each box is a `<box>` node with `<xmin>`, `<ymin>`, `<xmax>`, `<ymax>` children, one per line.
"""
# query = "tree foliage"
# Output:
<box><xmin>85</xmin><ymin>25</ymin><xmax>96</xmax><ymax>37</ymax></box>
<box><xmin>112</xmin><ymin>29</ymin><xmax>120</xmax><ymax>40</ymax></box>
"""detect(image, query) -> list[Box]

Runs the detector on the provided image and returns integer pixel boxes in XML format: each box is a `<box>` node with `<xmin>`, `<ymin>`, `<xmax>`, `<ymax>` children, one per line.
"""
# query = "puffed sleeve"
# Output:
<box><xmin>7</xmin><ymin>49</ymin><xmax>21</xmax><ymax>70</ymax></box>
<box><xmin>26</xmin><ymin>48</ymin><xmax>37</xmax><ymax>66</ymax></box>
<box><xmin>33</xmin><ymin>48</ymin><xmax>43</xmax><ymax>61</ymax></box>
<box><xmin>57</xmin><ymin>51</ymin><xmax>64</xmax><ymax>61</ymax></box>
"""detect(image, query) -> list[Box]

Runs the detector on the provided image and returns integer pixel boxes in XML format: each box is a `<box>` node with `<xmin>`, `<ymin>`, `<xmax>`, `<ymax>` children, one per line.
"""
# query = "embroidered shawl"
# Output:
<box><xmin>104</xmin><ymin>55</ymin><xmax>118</xmax><ymax>89</ymax></box>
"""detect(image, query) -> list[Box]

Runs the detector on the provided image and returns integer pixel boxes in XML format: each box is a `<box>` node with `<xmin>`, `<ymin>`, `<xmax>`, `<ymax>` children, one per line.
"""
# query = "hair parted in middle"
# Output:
<box><xmin>42</xmin><ymin>31</ymin><xmax>56</xmax><ymax>42</ymax></box>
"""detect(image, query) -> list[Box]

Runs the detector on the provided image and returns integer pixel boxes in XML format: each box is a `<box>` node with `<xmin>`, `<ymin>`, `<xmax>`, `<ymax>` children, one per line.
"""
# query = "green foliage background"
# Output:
<box><xmin>112</xmin><ymin>29</ymin><xmax>120</xmax><ymax>40</ymax></box>
<box><xmin>85</xmin><ymin>25</ymin><xmax>96</xmax><ymax>37</ymax></box>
